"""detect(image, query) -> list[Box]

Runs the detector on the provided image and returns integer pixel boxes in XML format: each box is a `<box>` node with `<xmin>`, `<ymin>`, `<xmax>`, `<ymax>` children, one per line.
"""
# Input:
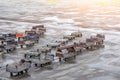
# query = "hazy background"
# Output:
<box><xmin>0</xmin><ymin>0</ymin><xmax>120</xmax><ymax>32</ymax></box>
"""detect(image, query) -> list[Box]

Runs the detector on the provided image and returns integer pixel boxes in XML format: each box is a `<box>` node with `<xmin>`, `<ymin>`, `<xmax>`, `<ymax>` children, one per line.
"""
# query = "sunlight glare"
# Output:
<box><xmin>93</xmin><ymin>0</ymin><xmax>112</xmax><ymax>5</ymax></box>
<box><xmin>48</xmin><ymin>0</ymin><xmax>60</xmax><ymax>2</ymax></box>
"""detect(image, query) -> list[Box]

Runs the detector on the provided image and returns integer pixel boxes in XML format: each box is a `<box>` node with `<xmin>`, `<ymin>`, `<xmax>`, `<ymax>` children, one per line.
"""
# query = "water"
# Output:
<box><xmin>0</xmin><ymin>0</ymin><xmax>120</xmax><ymax>80</ymax></box>
<box><xmin>0</xmin><ymin>0</ymin><xmax>119</xmax><ymax>32</ymax></box>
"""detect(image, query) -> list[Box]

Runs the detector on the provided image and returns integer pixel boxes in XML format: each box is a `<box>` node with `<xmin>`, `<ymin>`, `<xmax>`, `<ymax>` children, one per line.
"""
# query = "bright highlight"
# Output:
<box><xmin>48</xmin><ymin>0</ymin><xmax>60</xmax><ymax>2</ymax></box>
<box><xmin>93</xmin><ymin>0</ymin><xmax>112</xmax><ymax>5</ymax></box>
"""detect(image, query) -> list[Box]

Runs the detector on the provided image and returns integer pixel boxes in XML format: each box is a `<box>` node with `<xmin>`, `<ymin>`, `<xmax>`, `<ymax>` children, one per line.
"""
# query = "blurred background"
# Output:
<box><xmin>0</xmin><ymin>0</ymin><xmax>120</xmax><ymax>32</ymax></box>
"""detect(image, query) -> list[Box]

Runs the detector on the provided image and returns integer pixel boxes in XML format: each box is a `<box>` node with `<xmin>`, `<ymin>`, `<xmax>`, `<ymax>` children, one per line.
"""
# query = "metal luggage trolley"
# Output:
<box><xmin>24</xmin><ymin>50</ymin><xmax>41</xmax><ymax>60</ymax></box>
<box><xmin>5</xmin><ymin>45</ymin><xmax>16</xmax><ymax>53</ymax></box>
<box><xmin>32</xmin><ymin>59</ymin><xmax>52</xmax><ymax>68</ymax></box>
<box><xmin>71</xmin><ymin>31</ymin><xmax>82</xmax><ymax>38</ymax></box>
<box><xmin>63</xmin><ymin>35</ymin><xmax>75</xmax><ymax>41</ymax></box>
<box><xmin>18</xmin><ymin>41</ymin><xmax>34</xmax><ymax>48</ymax></box>
<box><xmin>39</xmin><ymin>46</ymin><xmax>51</xmax><ymax>53</ymax></box>
<box><xmin>6</xmin><ymin>60</ymin><xmax>31</xmax><ymax>77</ymax></box>
<box><xmin>96</xmin><ymin>34</ymin><xmax>105</xmax><ymax>48</ymax></box>
<box><xmin>23</xmin><ymin>41</ymin><xmax>35</xmax><ymax>48</ymax></box>
<box><xmin>24</xmin><ymin>50</ymin><xmax>54</xmax><ymax>68</ymax></box>
<box><xmin>2</xmin><ymin>38</ymin><xmax>17</xmax><ymax>45</ymax></box>
<box><xmin>32</xmin><ymin>25</ymin><xmax>46</xmax><ymax>32</ymax></box>
<box><xmin>73</xmin><ymin>42</ymin><xmax>85</xmax><ymax>54</ymax></box>
<box><xmin>55</xmin><ymin>39</ymin><xmax>69</xmax><ymax>45</ymax></box>
<box><xmin>47</xmin><ymin>42</ymin><xmax>61</xmax><ymax>49</ymax></box>
<box><xmin>86</xmin><ymin>38</ymin><xmax>96</xmax><ymax>50</ymax></box>
<box><xmin>0</xmin><ymin>45</ymin><xmax>16</xmax><ymax>53</ymax></box>
<box><xmin>25</xmin><ymin>31</ymin><xmax>39</xmax><ymax>43</ymax></box>
<box><xmin>0</xmin><ymin>32</ymin><xmax>16</xmax><ymax>38</ymax></box>
<box><xmin>32</xmin><ymin>25</ymin><xmax>46</xmax><ymax>36</ymax></box>
<box><xmin>86</xmin><ymin>34</ymin><xmax>105</xmax><ymax>50</ymax></box>
<box><xmin>0</xmin><ymin>32</ymin><xmax>16</xmax><ymax>45</ymax></box>
<box><xmin>56</xmin><ymin>45</ymin><xmax>76</xmax><ymax>62</ymax></box>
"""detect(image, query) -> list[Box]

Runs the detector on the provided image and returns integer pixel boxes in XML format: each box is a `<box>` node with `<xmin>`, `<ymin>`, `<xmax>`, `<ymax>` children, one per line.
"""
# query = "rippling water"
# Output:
<box><xmin>0</xmin><ymin>0</ymin><xmax>120</xmax><ymax>32</ymax></box>
<box><xmin>0</xmin><ymin>1</ymin><xmax>120</xmax><ymax>80</ymax></box>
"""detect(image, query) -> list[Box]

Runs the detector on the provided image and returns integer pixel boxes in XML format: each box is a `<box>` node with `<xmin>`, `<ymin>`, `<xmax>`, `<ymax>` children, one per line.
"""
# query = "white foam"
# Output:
<box><xmin>107</xmin><ymin>24</ymin><xmax>120</xmax><ymax>28</ymax></box>
<box><xmin>43</xmin><ymin>16</ymin><xmax>75</xmax><ymax>23</ymax></box>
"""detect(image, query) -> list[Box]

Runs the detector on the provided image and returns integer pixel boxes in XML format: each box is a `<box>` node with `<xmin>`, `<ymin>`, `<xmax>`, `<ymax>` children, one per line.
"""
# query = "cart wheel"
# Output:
<box><xmin>10</xmin><ymin>72</ymin><xmax>13</xmax><ymax>77</ymax></box>
<box><xmin>40</xmin><ymin>64</ymin><xmax>43</xmax><ymax>67</ymax></box>
<box><xmin>35</xmin><ymin>64</ymin><xmax>37</xmax><ymax>67</ymax></box>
